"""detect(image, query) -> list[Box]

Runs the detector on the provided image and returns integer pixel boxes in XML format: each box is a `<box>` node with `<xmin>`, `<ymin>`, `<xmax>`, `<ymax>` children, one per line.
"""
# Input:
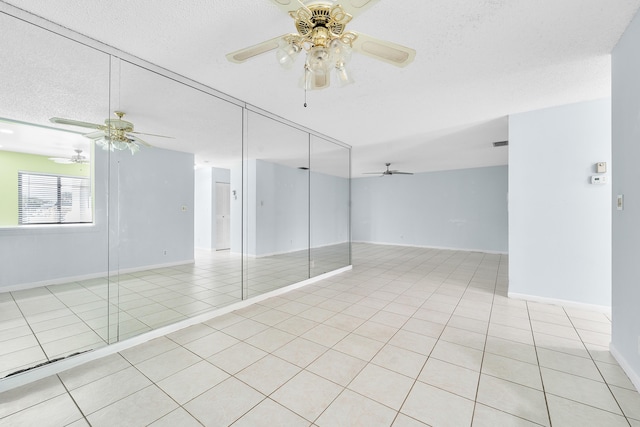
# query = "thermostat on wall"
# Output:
<box><xmin>591</xmin><ymin>175</ymin><xmax>608</xmax><ymax>184</ymax></box>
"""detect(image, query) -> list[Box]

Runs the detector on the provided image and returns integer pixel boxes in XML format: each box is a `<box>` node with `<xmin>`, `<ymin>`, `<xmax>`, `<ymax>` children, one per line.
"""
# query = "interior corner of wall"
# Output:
<box><xmin>609</xmin><ymin>342</ymin><xmax>640</xmax><ymax>393</ymax></box>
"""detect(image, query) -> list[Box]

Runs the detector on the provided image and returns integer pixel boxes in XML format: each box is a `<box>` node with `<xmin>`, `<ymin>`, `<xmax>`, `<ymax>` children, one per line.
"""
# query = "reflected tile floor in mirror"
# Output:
<box><xmin>2</xmin><ymin>243</ymin><xmax>639</xmax><ymax>426</ymax></box>
<box><xmin>0</xmin><ymin>245</ymin><xmax>349</xmax><ymax>378</ymax></box>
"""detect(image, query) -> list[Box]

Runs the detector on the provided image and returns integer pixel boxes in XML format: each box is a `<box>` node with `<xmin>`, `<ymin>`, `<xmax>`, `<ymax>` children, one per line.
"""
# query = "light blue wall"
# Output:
<box><xmin>352</xmin><ymin>166</ymin><xmax>508</xmax><ymax>253</ymax></box>
<box><xmin>232</xmin><ymin>159</ymin><xmax>350</xmax><ymax>257</ymax></box>
<box><xmin>310</xmin><ymin>169</ymin><xmax>350</xmax><ymax>248</ymax></box>
<box><xmin>254</xmin><ymin>160</ymin><xmax>309</xmax><ymax>256</ymax></box>
<box><xmin>108</xmin><ymin>146</ymin><xmax>194</xmax><ymax>270</ymax></box>
<box><xmin>612</xmin><ymin>9</ymin><xmax>640</xmax><ymax>389</ymax></box>
<box><xmin>214</xmin><ymin>168</ymin><xmax>231</xmax><ymax>183</ymax></box>
<box><xmin>509</xmin><ymin>99</ymin><xmax>611</xmax><ymax>307</ymax></box>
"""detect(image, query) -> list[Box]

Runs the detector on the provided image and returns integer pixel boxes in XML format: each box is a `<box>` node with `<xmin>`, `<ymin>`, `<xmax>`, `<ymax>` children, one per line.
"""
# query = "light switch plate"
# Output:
<box><xmin>617</xmin><ymin>194</ymin><xmax>624</xmax><ymax>211</ymax></box>
<box><xmin>596</xmin><ymin>162</ymin><xmax>607</xmax><ymax>173</ymax></box>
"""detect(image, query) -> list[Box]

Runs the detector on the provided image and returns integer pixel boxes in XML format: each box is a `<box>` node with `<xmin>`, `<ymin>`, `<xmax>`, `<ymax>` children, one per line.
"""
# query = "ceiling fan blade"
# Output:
<box><xmin>362</xmin><ymin>172</ymin><xmax>384</xmax><ymax>174</ymax></box>
<box><xmin>269</xmin><ymin>0</ymin><xmax>306</xmax><ymax>14</ymax></box>
<box><xmin>128</xmin><ymin>134</ymin><xmax>152</xmax><ymax>147</ymax></box>
<box><xmin>83</xmin><ymin>131</ymin><xmax>104</xmax><ymax>140</ymax></box>
<box><xmin>351</xmin><ymin>32</ymin><xmax>416</xmax><ymax>67</ymax></box>
<box><xmin>49</xmin><ymin>117</ymin><xmax>103</xmax><ymax>130</ymax></box>
<box><xmin>129</xmin><ymin>131</ymin><xmax>174</xmax><ymax>139</ymax></box>
<box><xmin>392</xmin><ymin>172</ymin><xmax>413</xmax><ymax>175</ymax></box>
<box><xmin>337</xmin><ymin>0</ymin><xmax>380</xmax><ymax>17</ymax></box>
<box><xmin>49</xmin><ymin>157</ymin><xmax>73</xmax><ymax>164</ymax></box>
<box><xmin>226</xmin><ymin>34</ymin><xmax>290</xmax><ymax>63</ymax></box>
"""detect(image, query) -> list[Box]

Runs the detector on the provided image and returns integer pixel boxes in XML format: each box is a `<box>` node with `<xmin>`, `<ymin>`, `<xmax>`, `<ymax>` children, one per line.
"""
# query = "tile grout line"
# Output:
<box><xmin>313</xmin><ymin>258</ymin><xmax>431</xmax><ymax>426</ymax></box>
<box><xmin>386</xmin><ymin>250</ymin><xmax>484</xmax><ymax>426</ymax></box>
<box><xmin>3</xmin><ymin>291</ymin><xmax>50</xmax><ymax>377</ymax></box>
<box><xmin>526</xmin><ymin>300</ymin><xmax>554</xmax><ymax>427</ymax></box>
<box><xmin>561</xmin><ymin>306</ymin><xmax>633</xmax><ymax>426</ymax></box>
<box><xmin>466</xmin><ymin>254</ymin><xmax>548</xmax><ymax>426</ymax></box>
<box><xmin>232</xmin><ymin>253</ymin><xmax>442</xmax><ymax>425</ymax></box>
<box><xmin>470</xmin><ymin>252</ymin><xmax>499</xmax><ymax>427</ymax></box>
<box><xmin>4</xmin><ymin>246</ymin><xmax>639</xmax><ymax>426</ymax></box>
<box><xmin>56</xmin><ymin>373</ymin><xmax>93</xmax><ymax>427</ymax></box>
<box><xmin>119</xmin><ymin>348</ymin><xmax>210</xmax><ymax>426</ymax></box>
<box><xmin>43</xmin><ymin>283</ymin><xmax>110</xmax><ymax>353</ymax></box>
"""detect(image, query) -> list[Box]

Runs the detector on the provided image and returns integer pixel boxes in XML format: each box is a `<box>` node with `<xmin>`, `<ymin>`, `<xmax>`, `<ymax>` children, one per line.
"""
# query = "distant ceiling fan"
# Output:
<box><xmin>49</xmin><ymin>149</ymin><xmax>89</xmax><ymax>165</ymax></box>
<box><xmin>226</xmin><ymin>0</ymin><xmax>416</xmax><ymax>90</ymax></box>
<box><xmin>364</xmin><ymin>163</ymin><xmax>413</xmax><ymax>176</ymax></box>
<box><xmin>49</xmin><ymin>111</ymin><xmax>172</xmax><ymax>154</ymax></box>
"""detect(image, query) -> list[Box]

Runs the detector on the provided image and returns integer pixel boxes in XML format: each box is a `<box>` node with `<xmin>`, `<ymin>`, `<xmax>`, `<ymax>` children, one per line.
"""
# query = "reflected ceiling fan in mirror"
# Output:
<box><xmin>226</xmin><ymin>0</ymin><xmax>416</xmax><ymax>90</ymax></box>
<box><xmin>49</xmin><ymin>111</ymin><xmax>172</xmax><ymax>154</ymax></box>
<box><xmin>364</xmin><ymin>162</ymin><xmax>413</xmax><ymax>176</ymax></box>
<box><xmin>49</xmin><ymin>149</ymin><xmax>89</xmax><ymax>164</ymax></box>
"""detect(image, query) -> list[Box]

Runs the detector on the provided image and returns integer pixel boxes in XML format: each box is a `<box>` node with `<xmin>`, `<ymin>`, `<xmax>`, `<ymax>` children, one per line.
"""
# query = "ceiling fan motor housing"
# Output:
<box><xmin>292</xmin><ymin>3</ymin><xmax>353</xmax><ymax>48</ymax></box>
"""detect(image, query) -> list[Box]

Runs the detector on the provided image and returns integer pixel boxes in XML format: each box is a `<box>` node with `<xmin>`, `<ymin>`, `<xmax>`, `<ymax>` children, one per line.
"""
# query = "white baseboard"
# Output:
<box><xmin>352</xmin><ymin>240</ymin><xmax>508</xmax><ymax>255</ymax></box>
<box><xmin>246</xmin><ymin>241</ymin><xmax>351</xmax><ymax>259</ymax></box>
<box><xmin>609</xmin><ymin>343</ymin><xmax>640</xmax><ymax>393</ymax></box>
<box><xmin>508</xmin><ymin>292</ymin><xmax>611</xmax><ymax>314</ymax></box>
<box><xmin>1</xmin><ymin>259</ymin><xmax>195</xmax><ymax>293</ymax></box>
<box><xmin>0</xmin><ymin>265</ymin><xmax>352</xmax><ymax>393</ymax></box>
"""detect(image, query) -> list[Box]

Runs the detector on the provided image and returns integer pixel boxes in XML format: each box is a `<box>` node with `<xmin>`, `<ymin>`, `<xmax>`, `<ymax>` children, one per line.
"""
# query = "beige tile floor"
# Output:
<box><xmin>0</xmin><ymin>245</ymin><xmax>349</xmax><ymax>378</ymax></box>
<box><xmin>1</xmin><ymin>243</ymin><xmax>639</xmax><ymax>426</ymax></box>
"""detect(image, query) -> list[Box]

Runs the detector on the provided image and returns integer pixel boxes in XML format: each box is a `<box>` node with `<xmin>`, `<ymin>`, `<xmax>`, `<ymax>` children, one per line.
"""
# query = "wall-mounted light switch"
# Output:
<box><xmin>617</xmin><ymin>194</ymin><xmax>624</xmax><ymax>211</ymax></box>
<box><xmin>596</xmin><ymin>162</ymin><xmax>607</xmax><ymax>173</ymax></box>
<box><xmin>591</xmin><ymin>176</ymin><xmax>607</xmax><ymax>184</ymax></box>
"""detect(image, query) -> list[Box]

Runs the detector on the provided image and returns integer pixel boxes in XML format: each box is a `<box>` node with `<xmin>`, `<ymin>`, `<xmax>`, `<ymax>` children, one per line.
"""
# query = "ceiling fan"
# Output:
<box><xmin>364</xmin><ymin>162</ymin><xmax>413</xmax><ymax>176</ymax></box>
<box><xmin>49</xmin><ymin>149</ymin><xmax>89</xmax><ymax>165</ymax></box>
<box><xmin>226</xmin><ymin>0</ymin><xmax>416</xmax><ymax>90</ymax></box>
<box><xmin>49</xmin><ymin>111</ymin><xmax>171</xmax><ymax>154</ymax></box>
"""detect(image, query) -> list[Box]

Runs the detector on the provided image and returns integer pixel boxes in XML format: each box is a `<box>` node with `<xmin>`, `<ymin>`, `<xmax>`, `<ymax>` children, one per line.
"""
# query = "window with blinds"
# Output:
<box><xmin>18</xmin><ymin>172</ymin><xmax>93</xmax><ymax>225</ymax></box>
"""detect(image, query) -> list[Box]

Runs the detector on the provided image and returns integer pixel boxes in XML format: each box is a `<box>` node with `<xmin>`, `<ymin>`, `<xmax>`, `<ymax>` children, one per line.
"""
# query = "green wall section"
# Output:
<box><xmin>0</xmin><ymin>150</ymin><xmax>90</xmax><ymax>226</ymax></box>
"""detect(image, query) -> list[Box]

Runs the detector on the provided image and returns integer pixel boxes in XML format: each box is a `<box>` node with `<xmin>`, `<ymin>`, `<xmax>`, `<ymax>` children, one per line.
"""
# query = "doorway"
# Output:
<box><xmin>216</xmin><ymin>182</ymin><xmax>231</xmax><ymax>250</ymax></box>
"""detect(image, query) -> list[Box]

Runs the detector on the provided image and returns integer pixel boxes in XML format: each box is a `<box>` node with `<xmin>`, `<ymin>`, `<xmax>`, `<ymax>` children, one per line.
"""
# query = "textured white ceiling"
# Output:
<box><xmin>2</xmin><ymin>0</ymin><xmax>639</xmax><ymax>175</ymax></box>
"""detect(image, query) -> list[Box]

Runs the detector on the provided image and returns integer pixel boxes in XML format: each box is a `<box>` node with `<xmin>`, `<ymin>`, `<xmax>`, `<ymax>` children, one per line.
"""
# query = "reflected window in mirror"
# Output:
<box><xmin>0</xmin><ymin>118</ymin><xmax>94</xmax><ymax>227</ymax></box>
<box><xmin>18</xmin><ymin>172</ymin><xmax>91</xmax><ymax>224</ymax></box>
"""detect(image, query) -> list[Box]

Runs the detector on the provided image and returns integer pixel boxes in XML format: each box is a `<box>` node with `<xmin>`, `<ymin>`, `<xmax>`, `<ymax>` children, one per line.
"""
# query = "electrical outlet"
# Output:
<box><xmin>163</xmin><ymin>250</ymin><xmax>167</xmax><ymax>256</ymax></box>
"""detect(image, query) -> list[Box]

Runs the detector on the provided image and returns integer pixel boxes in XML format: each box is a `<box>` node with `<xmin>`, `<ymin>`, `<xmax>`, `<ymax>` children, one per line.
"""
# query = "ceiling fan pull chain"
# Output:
<box><xmin>304</xmin><ymin>67</ymin><xmax>308</xmax><ymax>108</ymax></box>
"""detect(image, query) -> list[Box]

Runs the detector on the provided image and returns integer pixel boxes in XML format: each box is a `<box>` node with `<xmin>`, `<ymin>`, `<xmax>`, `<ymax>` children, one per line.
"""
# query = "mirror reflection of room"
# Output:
<box><xmin>0</xmin><ymin>10</ymin><xmax>351</xmax><ymax>381</ymax></box>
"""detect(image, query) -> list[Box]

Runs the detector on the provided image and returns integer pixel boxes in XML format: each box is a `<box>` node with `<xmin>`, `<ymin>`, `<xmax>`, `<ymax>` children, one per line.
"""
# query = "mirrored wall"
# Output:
<box><xmin>0</xmin><ymin>7</ymin><xmax>350</xmax><ymax>381</ymax></box>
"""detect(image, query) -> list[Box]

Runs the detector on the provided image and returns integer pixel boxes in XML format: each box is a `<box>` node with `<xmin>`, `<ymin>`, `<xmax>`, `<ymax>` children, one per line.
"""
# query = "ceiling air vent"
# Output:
<box><xmin>492</xmin><ymin>140</ymin><xmax>508</xmax><ymax>147</ymax></box>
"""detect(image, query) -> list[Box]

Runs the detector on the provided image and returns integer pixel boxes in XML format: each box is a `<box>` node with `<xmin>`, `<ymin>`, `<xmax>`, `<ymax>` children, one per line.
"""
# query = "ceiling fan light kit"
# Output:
<box><xmin>227</xmin><ymin>0</ymin><xmax>416</xmax><ymax>90</ymax></box>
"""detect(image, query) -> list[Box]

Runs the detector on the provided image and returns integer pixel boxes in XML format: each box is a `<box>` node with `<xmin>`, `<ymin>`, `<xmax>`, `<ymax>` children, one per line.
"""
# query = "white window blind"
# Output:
<box><xmin>18</xmin><ymin>172</ymin><xmax>92</xmax><ymax>224</ymax></box>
